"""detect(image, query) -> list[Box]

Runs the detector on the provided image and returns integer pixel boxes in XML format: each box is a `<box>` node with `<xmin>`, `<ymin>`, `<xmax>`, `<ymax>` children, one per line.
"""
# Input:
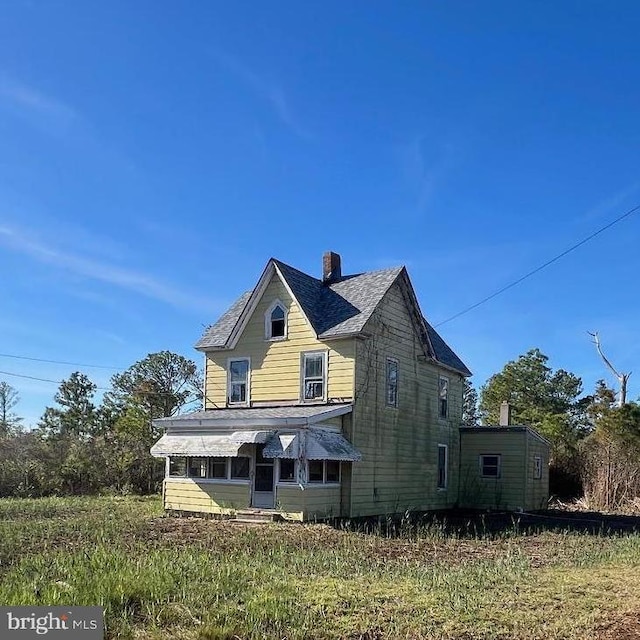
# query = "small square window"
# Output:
<box><xmin>480</xmin><ymin>455</ymin><xmax>501</xmax><ymax>478</ymax></box>
<box><xmin>308</xmin><ymin>460</ymin><xmax>324</xmax><ymax>483</ymax></box>
<box><xmin>188</xmin><ymin>457</ymin><xmax>207</xmax><ymax>478</ymax></box>
<box><xmin>325</xmin><ymin>460</ymin><xmax>340</xmax><ymax>483</ymax></box>
<box><xmin>231</xmin><ymin>457</ymin><xmax>250</xmax><ymax>479</ymax></box>
<box><xmin>209</xmin><ymin>457</ymin><xmax>227</xmax><ymax>479</ymax></box>
<box><xmin>279</xmin><ymin>459</ymin><xmax>296</xmax><ymax>482</ymax></box>
<box><xmin>169</xmin><ymin>457</ymin><xmax>186</xmax><ymax>477</ymax></box>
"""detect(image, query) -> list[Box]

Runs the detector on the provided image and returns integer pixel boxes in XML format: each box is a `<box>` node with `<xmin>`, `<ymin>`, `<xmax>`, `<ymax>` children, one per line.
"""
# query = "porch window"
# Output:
<box><xmin>187</xmin><ymin>457</ymin><xmax>207</xmax><ymax>478</ymax></box>
<box><xmin>228</xmin><ymin>358</ymin><xmax>250</xmax><ymax>405</ymax></box>
<box><xmin>302</xmin><ymin>351</ymin><xmax>326</xmax><ymax>401</ymax></box>
<box><xmin>386</xmin><ymin>358</ymin><xmax>398</xmax><ymax>407</ymax></box>
<box><xmin>209</xmin><ymin>457</ymin><xmax>227</xmax><ymax>479</ymax></box>
<box><xmin>231</xmin><ymin>457</ymin><xmax>250</xmax><ymax>479</ymax></box>
<box><xmin>307</xmin><ymin>460</ymin><xmax>341</xmax><ymax>484</ymax></box>
<box><xmin>480</xmin><ymin>454</ymin><xmax>501</xmax><ymax>478</ymax></box>
<box><xmin>278</xmin><ymin>459</ymin><xmax>296</xmax><ymax>482</ymax></box>
<box><xmin>265</xmin><ymin>300</ymin><xmax>287</xmax><ymax>340</ymax></box>
<box><xmin>437</xmin><ymin>444</ymin><xmax>448</xmax><ymax>489</ymax></box>
<box><xmin>439</xmin><ymin>376</ymin><xmax>449</xmax><ymax>419</ymax></box>
<box><xmin>169</xmin><ymin>457</ymin><xmax>186</xmax><ymax>477</ymax></box>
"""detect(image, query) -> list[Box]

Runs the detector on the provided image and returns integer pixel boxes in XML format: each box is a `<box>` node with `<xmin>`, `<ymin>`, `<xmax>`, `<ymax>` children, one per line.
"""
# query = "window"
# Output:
<box><xmin>534</xmin><ymin>456</ymin><xmax>542</xmax><ymax>480</ymax></box>
<box><xmin>228</xmin><ymin>358</ymin><xmax>250</xmax><ymax>405</ymax></box>
<box><xmin>231</xmin><ymin>457</ymin><xmax>250</xmax><ymax>479</ymax></box>
<box><xmin>437</xmin><ymin>444</ymin><xmax>448</xmax><ymax>489</ymax></box>
<box><xmin>308</xmin><ymin>460</ymin><xmax>324</xmax><ymax>483</ymax></box>
<box><xmin>209</xmin><ymin>457</ymin><xmax>227</xmax><ymax>479</ymax></box>
<box><xmin>439</xmin><ymin>376</ymin><xmax>449</xmax><ymax>419</ymax></box>
<box><xmin>480</xmin><ymin>455</ymin><xmax>501</xmax><ymax>478</ymax></box>
<box><xmin>169</xmin><ymin>457</ymin><xmax>186</xmax><ymax>477</ymax></box>
<box><xmin>307</xmin><ymin>460</ymin><xmax>340</xmax><ymax>484</ymax></box>
<box><xmin>302</xmin><ymin>352</ymin><xmax>326</xmax><ymax>401</ymax></box>
<box><xmin>265</xmin><ymin>300</ymin><xmax>287</xmax><ymax>340</ymax></box>
<box><xmin>188</xmin><ymin>457</ymin><xmax>207</xmax><ymax>478</ymax></box>
<box><xmin>386</xmin><ymin>359</ymin><xmax>398</xmax><ymax>407</ymax></box>
<box><xmin>279</xmin><ymin>459</ymin><xmax>296</xmax><ymax>483</ymax></box>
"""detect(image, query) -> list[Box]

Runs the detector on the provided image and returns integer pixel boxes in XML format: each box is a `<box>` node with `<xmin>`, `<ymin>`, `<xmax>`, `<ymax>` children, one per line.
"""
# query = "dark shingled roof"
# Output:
<box><xmin>195</xmin><ymin>258</ymin><xmax>471</xmax><ymax>376</ymax></box>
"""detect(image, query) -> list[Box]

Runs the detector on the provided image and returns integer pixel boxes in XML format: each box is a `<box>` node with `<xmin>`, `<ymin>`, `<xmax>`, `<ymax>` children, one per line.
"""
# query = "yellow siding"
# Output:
<box><xmin>349</xmin><ymin>282</ymin><xmax>464</xmax><ymax>517</ymax></box>
<box><xmin>525</xmin><ymin>433</ymin><xmax>550</xmax><ymax>510</ymax></box>
<box><xmin>458</xmin><ymin>431</ymin><xmax>527</xmax><ymax>510</ymax></box>
<box><xmin>276</xmin><ymin>485</ymin><xmax>341</xmax><ymax>521</ymax></box>
<box><xmin>205</xmin><ymin>273</ymin><xmax>355</xmax><ymax>407</ymax></box>
<box><xmin>164</xmin><ymin>479</ymin><xmax>249</xmax><ymax>514</ymax></box>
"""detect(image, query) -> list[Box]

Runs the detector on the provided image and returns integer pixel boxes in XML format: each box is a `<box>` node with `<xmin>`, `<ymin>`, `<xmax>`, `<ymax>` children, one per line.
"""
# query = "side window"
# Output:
<box><xmin>480</xmin><ymin>454</ymin><xmax>501</xmax><ymax>478</ymax></box>
<box><xmin>265</xmin><ymin>300</ymin><xmax>287</xmax><ymax>340</ymax></box>
<box><xmin>386</xmin><ymin>358</ymin><xmax>398</xmax><ymax>407</ymax></box>
<box><xmin>534</xmin><ymin>456</ymin><xmax>542</xmax><ymax>480</ymax></box>
<box><xmin>302</xmin><ymin>351</ymin><xmax>326</xmax><ymax>401</ymax></box>
<box><xmin>439</xmin><ymin>376</ymin><xmax>449</xmax><ymax>419</ymax></box>
<box><xmin>169</xmin><ymin>457</ymin><xmax>186</xmax><ymax>477</ymax></box>
<box><xmin>437</xmin><ymin>444</ymin><xmax>448</xmax><ymax>489</ymax></box>
<box><xmin>228</xmin><ymin>358</ymin><xmax>250</xmax><ymax>405</ymax></box>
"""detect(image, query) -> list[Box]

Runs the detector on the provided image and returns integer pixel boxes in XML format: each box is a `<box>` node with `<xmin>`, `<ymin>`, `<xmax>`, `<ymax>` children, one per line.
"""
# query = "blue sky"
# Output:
<box><xmin>1</xmin><ymin>1</ymin><xmax>639</xmax><ymax>425</ymax></box>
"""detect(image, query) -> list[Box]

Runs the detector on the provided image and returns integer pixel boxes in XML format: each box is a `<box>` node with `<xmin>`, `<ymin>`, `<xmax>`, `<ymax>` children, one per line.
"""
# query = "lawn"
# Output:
<box><xmin>1</xmin><ymin>496</ymin><xmax>639</xmax><ymax>639</ymax></box>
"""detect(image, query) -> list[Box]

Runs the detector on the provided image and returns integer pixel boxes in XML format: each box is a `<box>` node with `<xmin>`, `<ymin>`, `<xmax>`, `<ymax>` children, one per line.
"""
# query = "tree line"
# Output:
<box><xmin>0</xmin><ymin>351</ymin><xmax>201</xmax><ymax>497</ymax></box>
<box><xmin>463</xmin><ymin>348</ymin><xmax>640</xmax><ymax>510</ymax></box>
<box><xmin>1</xmin><ymin>346</ymin><xmax>639</xmax><ymax>510</ymax></box>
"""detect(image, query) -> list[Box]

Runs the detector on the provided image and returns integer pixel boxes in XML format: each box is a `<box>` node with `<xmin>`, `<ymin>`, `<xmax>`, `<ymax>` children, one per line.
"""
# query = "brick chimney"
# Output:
<box><xmin>499</xmin><ymin>401</ymin><xmax>512</xmax><ymax>426</ymax></box>
<box><xmin>322</xmin><ymin>251</ymin><xmax>342</xmax><ymax>284</ymax></box>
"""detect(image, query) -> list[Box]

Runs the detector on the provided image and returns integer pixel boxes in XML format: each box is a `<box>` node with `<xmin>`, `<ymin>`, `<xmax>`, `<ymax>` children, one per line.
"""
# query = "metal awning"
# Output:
<box><xmin>150</xmin><ymin>434</ymin><xmax>242</xmax><ymax>458</ymax></box>
<box><xmin>263</xmin><ymin>429</ymin><xmax>362</xmax><ymax>462</ymax></box>
<box><xmin>230</xmin><ymin>430</ymin><xmax>274</xmax><ymax>444</ymax></box>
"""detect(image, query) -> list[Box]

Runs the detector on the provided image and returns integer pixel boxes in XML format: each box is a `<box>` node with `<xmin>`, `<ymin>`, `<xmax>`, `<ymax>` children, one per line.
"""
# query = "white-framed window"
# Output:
<box><xmin>438</xmin><ymin>376</ymin><xmax>449</xmax><ymax>419</ymax></box>
<box><xmin>480</xmin><ymin>454</ymin><xmax>501</xmax><ymax>478</ymax></box>
<box><xmin>278</xmin><ymin>459</ymin><xmax>297</xmax><ymax>483</ymax></box>
<box><xmin>307</xmin><ymin>459</ymin><xmax>341</xmax><ymax>484</ymax></box>
<box><xmin>168</xmin><ymin>456</ymin><xmax>250</xmax><ymax>482</ymax></box>
<box><xmin>437</xmin><ymin>444</ymin><xmax>448</xmax><ymax>490</ymax></box>
<box><xmin>534</xmin><ymin>455</ymin><xmax>542</xmax><ymax>480</ymax></box>
<box><xmin>265</xmin><ymin>300</ymin><xmax>288</xmax><ymax>340</ymax></box>
<box><xmin>301</xmin><ymin>351</ymin><xmax>327</xmax><ymax>402</ymax></box>
<box><xmin>386</xmin><ymin>358</ymin><xmax>398</xmax><ymax>407</ymax></box>
<box><xmin>228</xmin><ymin>358</ymin><xmax>250</xmax><ymax>405</ymax></box>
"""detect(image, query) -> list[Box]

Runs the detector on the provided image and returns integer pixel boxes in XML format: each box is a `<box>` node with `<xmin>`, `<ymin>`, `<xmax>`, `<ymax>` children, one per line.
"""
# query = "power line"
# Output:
<box><xmin>0</xmin><ymin>353</ymin><xmax>123</xmax><ymax>370</ymax></box>
<box><xmin>434</xmin><ymin>202</ymin><xmax>640</xmax><ymax>328</ymax></box>
<box><xmin>0</xmin><ymin>369</ymin><xmax>110</xmax><ymax>390</ymax></box>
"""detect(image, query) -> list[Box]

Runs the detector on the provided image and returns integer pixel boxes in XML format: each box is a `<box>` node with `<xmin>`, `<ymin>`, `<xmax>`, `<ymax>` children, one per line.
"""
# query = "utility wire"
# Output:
<box><xmin>0</xmin><ymin>369</ymin><xmax>111</xmax><ymax>390</ymax></box>
<box><xmin>434</xmin><ymin>202</ymin><xmax>640</xmax><ymax>328</ymax></box>
<box><xmin>0</xmin><ymin>353</ymin><xmax>123</xmax><ymax>370</ymax></box>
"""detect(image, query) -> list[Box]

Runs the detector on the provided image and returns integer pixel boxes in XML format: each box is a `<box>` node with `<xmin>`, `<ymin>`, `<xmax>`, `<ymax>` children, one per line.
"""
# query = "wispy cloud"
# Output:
<box><xmin>581</xmin><ymin>180</ymin><xmax>640</xmax><ymax>223</ymax></box>
<box><xmin>400</xmin><ymin>134</ymin><xmax>456</xmax><ymax>215</ymax></box>
<box><xmin>0</xmin><ymin>225</ymin><xmax>223</xmax><ymax>315</ymax></box>
<box><xmin>210</xmin><ymin>51</ymin><xmax>313</xmax><ymax>141</ymax></box>
<box><xmin>0</xmin><ymin>78</ymin><xmax>78</xmax><ymax>134</ymax></box>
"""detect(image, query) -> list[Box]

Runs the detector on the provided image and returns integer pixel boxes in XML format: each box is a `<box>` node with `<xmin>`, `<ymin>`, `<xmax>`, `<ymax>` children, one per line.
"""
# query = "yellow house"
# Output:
<box><xmin>151</xmin><ymin>252</ymin><xmax>548</xmax><ymax>520</ymax></box>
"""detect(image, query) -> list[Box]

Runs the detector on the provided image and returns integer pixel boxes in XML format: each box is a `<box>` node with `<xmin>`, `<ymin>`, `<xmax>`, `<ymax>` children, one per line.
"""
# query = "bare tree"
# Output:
<box><xmin>588</xmin><ymin>331</ymin><xmax>631</xmax><ymax>407</ymax></box>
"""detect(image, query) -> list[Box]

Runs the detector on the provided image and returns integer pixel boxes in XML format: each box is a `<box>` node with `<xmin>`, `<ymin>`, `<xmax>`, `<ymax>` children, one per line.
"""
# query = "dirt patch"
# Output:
<box><xmin>597</xmin><ymin>610</ymin><xmax>640</xmax><ymax>639</ymax></box>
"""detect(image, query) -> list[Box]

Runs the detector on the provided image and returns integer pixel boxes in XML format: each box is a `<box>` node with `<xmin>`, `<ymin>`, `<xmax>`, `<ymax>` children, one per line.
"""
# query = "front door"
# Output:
<box><xmin>252</xmin><ymin>444</ymin><xmax>275</xmax><ymax>508</ymax></box>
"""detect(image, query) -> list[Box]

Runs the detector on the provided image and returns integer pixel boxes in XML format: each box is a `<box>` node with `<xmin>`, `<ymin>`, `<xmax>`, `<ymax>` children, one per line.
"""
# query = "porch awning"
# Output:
<box><xmin>150</xmin><ymin>434</ymin><xmax>242</xmax><ymax>458</ymax></box>
<box><xmin>263</xmin><ymin>429</ymin><xmax>362</xmax><ymax>462</ymax></box>
<box><xmin>230</xmin><ymin>430</ymin><xmax>274</xmax><ymax>444</ymax></box>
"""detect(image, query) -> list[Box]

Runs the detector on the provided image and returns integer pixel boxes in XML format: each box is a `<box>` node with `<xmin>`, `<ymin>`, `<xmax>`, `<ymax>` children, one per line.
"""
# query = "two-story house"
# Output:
<box><xmin>151</xmin><ymin>252</ymin><xmax>549</xmax><ymax>520</ymax></box>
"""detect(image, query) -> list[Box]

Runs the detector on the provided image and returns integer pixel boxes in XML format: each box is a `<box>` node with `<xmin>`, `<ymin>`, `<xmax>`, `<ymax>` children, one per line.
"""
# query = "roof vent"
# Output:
<box><xmin>322</xmin><ymin>251</ymin><xmax>342</xmax><ymax>284</ymax></box>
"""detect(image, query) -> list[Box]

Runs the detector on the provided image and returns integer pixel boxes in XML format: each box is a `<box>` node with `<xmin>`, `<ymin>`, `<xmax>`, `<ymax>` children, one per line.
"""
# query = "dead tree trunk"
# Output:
<box><xmin>588</xmin><ymin>331</ymin><xmax>631</xmax><ymax>406</ymax></box>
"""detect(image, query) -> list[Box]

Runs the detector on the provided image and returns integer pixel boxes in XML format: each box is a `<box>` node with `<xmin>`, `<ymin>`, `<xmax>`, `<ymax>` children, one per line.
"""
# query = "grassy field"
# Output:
<box><xmin>1</xmin><ymin>497</ymin><xmax>640</xmax><ymax>639</ymax></box>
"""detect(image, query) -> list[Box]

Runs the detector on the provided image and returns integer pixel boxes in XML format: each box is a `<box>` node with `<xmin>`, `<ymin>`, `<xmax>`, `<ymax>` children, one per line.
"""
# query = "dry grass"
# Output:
<box><xmin>2</xmin><ymin>496</ymin><xmax>640</xmax><ymax>639</ymax></box>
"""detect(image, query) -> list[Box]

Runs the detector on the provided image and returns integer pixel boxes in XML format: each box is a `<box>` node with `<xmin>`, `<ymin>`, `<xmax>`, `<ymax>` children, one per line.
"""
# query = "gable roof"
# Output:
<box><xmin>195</xmin><ymin>257</ymin><xmax>471</xmax><ymax>376</ymax></box>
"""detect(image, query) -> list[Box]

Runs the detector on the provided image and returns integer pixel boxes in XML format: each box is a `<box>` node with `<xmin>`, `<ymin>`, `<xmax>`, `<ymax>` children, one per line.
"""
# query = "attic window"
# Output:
<box><xmin>265</xmin><ymin>300</ymin><xmax>287</xmax><ymax>340</ymax></box>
